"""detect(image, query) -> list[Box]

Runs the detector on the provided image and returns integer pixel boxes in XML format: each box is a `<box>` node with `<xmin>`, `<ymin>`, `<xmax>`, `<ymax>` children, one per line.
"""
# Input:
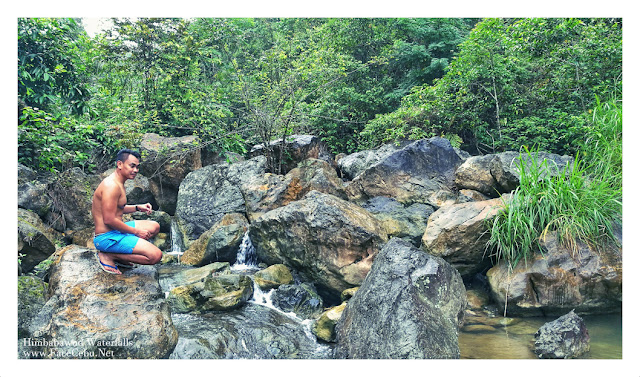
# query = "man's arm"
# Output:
<box><xmin>101</xmin><ymin>187</ymin><xmax>152</xmax><ymax>239</ymax></box>
<box><xmin>122</xmin><ymin>203</ymin><xmax>152</xmax><ymax>215</ymax></box>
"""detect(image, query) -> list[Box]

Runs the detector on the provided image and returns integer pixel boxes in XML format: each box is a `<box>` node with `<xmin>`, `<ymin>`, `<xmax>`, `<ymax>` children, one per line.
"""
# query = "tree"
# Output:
<box><xmin>18</xmin><ymin>18</ymin><xmax>91</xmax><ymax>116</ymax></box>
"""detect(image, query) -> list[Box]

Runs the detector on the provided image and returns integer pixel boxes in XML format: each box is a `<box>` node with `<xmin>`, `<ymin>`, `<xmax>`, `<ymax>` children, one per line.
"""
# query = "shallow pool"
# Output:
<box><xmin>458</xmin><ymin>313</ymin><xmax>621</xmax><ymax>359</ymax></box>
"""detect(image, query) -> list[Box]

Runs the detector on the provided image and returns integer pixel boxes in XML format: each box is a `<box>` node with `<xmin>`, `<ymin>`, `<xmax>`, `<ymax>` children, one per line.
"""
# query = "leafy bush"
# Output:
<box><xmin>18</xmin><ymin>106</ymin><xmax>140</xmax><ymax>173</ymax></box>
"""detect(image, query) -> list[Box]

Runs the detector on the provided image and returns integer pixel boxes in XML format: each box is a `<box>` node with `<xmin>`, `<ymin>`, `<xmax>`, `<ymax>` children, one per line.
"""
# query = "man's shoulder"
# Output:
<box><xmin>97</xmin><ymin>175</ymin><xmax>123</xmax><ymax>194</ymax></box>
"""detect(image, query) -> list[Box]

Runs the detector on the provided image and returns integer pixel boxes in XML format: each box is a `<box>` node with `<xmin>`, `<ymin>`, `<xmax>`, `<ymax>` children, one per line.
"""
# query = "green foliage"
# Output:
<box><xmin>18</xmin><ymin>18</ymin><xmax>91</xmax><ymax>116</ymax></box>
<box><xmin>18</xmin><ymin>106</ymin><xmax>138</xmax><ymax>173</ymax></box>
<box><xmin>486</xmin><ymin>98</ymin><xmax>622</xmax><ymax>269</ymax></box>
<box><xmin>361</xmin><ymin>18</ymin><xmax>622</xmax><ymax>155</ymax></box>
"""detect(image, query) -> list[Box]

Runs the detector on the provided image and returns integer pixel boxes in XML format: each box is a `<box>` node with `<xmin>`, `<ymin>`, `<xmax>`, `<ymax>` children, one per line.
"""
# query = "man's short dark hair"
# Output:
<box><xmin>116</xmin><ymin>149</ymin><xmax>142</xmax><ymax>165</ymax></box>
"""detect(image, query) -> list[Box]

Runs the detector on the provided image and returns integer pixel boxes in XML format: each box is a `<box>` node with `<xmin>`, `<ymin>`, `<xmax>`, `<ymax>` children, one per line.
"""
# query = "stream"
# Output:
<box><xmin>160</xmin><ymin>225</ymin><xmax>621</xmax><ymax>359</ymax></box>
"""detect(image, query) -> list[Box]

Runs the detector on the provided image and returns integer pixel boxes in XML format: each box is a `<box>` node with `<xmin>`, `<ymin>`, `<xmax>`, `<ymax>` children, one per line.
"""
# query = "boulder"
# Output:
<box><xmin>421</xmin><ymin>196</ymin><xmax>508</xmax><ymax>277</ymax></box>
<box><xmin>271</xmin><ymin>283</ymin><xmax>324</xmax><ymax>320</ymax></box>
<box><xmin>18</xmin><ymin>209</ymin><xmax>58</xmax><ymax>272</ymax></box>
<box><xmin>46</xmin><ymin>168</ymin><xmax>101</xmax><ymax>231</ymax></box>
<box><xmin>167</xmin><ymin>274</ymin><xmax>253</xmax><ymax>313</ymax></box>
<box><xmin>129</xmin><ymin>210</ymin><xmax>172</xmax><ymax>233</ymax></box>
<box><xmin>18</xmin><ymin>276</ymin><xmax>48</xmax><ymax>339</ymax></box>
<box><xmin>249</xmin><ymin>191</ymin><xmax>388</xmax><ymax>303</ymax></box>
<box><xmin>139</xmin><ymin>133</ymin><xmax>204</xmax><ymax>214</ymax></box>
<box><xmin>242</xmin><ymin>158</ymin><xmax>347</xmax><ymax>222</ymax></box>
<box><xmin>534</xmin><ymin>310</ymin><xmax>590</xmax><ymax>359</ymax></box>
<box><xmin>180</xmin><ymin>213</ymin><xmax>248</xmax><ymax>266</ymax></box>
<box><xmin>249</xmin><ymin>134</ymin><xmax>333</xmax><ymax>174</ymax></box>
<box><xmin>337</xmin><ymin>142</ymin><xmax>406</xmax><ymax>180</ymax></box>
<box><xmin>175</xmin><ymin>156</ymin><xmax>266</xmax><ymax>244</ymax></box>
<box><xmin>25</xmin><ymin>245</ymin><xmax>178</xmax><ymax>359</ymax></box>
<box><xmin>312</xmin><ymin>302</ymin><xmax>347</xmax><ymax>343</ymax></box>
<box><xmin>486</xmin><ymin>230</ymin><xmax>622</xmax><ymax>316</ymax></box>
<box><xmin>361</xmin><ymin>196</ymin><xmax>434</xmax><ymax>247</ymax></box>
<box><xmin>455</xmin><ymin>151</ymin><xmax>574</xmax><ymax>197</ymax></box>
<box><xmin>169</xmin><ymin>304</ymin><xmax>331</xmax><ymax>359</ymax></box>
<box><xmin>454</xmin><ymin>154</ymin><xmax>501</xmax><ymax>197</ymax></box>
<box><xmin>333</xmin><ymin>238</ymin><xmax>467</xmax><ymax>359</ymax></box>
<box><xmin>345</xmin><ymin>137</ymin><xmax>463</xmax><ymax>207</ymax></box>
<box><xmin>18</xmin><ymin>165</ymin><xmax>53</xmax><ymax>218</ymax></box>
<box><xmin>254</xmin><ymin>264</ymin><xmax>293</xmax><ymax>290</ymax></box>
<box><xmin>158</xmin><ymin>262</ymin><xmax>231</xmax><ymax>292</ymax></box>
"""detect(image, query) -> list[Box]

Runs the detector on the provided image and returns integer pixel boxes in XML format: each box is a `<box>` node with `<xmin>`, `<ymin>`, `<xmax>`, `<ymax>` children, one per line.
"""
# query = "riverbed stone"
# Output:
<box><xmin>345</xmin><ymin>137</ymin><xmax>463</xmax><ymax>208</ymax></box>
<box><xmin>249</xmin><ymin>191</ymin><xmax>388</xmax><ymax>303</ymax></box>
<box><xmin>180</xmin><ymin>213</ymin><xmax>248</xmax><ymax>266</ymax></box>
<box><xmin>18</xmin><ymin>276</ymin><xmax>48</xmax><ymax>339</ymax></box>
<box><xmin>337</xmin><ymin>141</ymin><xmax>407</xmax><ymax>180</ymax></box>
<box><xmin>254</xmin><ymin>264</ymin><xmax>293</xmax><ymax>290</ymax></box>
<box><xmin>334</xmin><ymin>238</ymin><xmax>467</xmax><ymax>359</ymax></box>
<box><xmin>361</xmin><ymin>196</ymin><xmax>434</xmax><ymax>247</ymax></box>
<box><xmin>534</xmin><ymin>310</ymin><xmax>590</xmax><ymax>359</ymax></box>
<box><xmin>175</xmin><ymin>156</ymin><xmax>266</xmax><ymax>244</ymax></box>
<box><xmin>486</xmin><ymin>230</ymin><xmax>622</xmax><ymax>316</ymax></box>
<box><xmin>169</xmin><ymin>304</ymin><xmax>331</xmax><ymax>359</ymax></box>
<box><xmin>421</xmin><ymin>196</ymin><xmax>508</xmax><ymax>277</ymax></box>
<box><xmin>313</xmin><ymin>302</ymin><xmax>347</xmax><ymax>343</ymax></box>
<box><xmin>167</xmin><ymin>274</ymin><xmax>253</xmax><ymax>313</ymax></box>
<box><xmin>271</xmin><ymin>283</ymin><xmax>324</xmax><ymax>320</ymax></box>
<box><xmin>18</xmin><ymin>209</ymin><xmax>58</xmax><ymax>272</ymax></box>
<box><xmin>25</xmin><ymin>245</ymin><xmax>178</xmax><ymax>359</ymax></box>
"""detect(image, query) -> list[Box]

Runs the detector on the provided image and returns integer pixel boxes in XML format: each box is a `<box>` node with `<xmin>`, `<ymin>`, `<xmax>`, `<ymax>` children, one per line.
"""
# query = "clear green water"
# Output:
<box><xmin>458</xmin><ymin>313</ymin><xmax>622</xmax><ymax>359</ymax></box>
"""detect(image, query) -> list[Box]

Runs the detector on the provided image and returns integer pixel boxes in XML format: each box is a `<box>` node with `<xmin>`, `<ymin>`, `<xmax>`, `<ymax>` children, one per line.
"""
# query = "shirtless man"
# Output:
<box><xmin>92</xmin><ymin>149</ymin><xmax>162</xmax><ymax>274</ymax></box>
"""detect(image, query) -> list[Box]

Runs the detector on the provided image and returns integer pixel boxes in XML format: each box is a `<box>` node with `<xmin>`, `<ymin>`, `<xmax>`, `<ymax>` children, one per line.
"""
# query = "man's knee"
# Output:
<box><xmin>151</xmin><ymin>221</ymin><xmax>160</xmax><ymax>235</ymax></box>
<box><xmin>148</xmin><ymin>245</ymin><xmax>162</xmax><ymax>264</ymax></box>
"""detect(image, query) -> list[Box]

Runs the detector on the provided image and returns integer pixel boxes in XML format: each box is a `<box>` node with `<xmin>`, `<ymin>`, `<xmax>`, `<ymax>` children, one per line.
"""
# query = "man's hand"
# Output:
<box><xmin>135</xmin><ymin>228</ymin><xmax>153</xmax><ymax>240</ymax></box>
<box><xmin>138</xmin><ymin>203</ymin><xmax>153</xmax><ymax>215</ymax></box>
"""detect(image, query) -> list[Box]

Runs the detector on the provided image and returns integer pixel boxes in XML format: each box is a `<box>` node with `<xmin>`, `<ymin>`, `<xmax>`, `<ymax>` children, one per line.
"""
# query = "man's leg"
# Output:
<box><xmin>97</xmin><ymin>220</ymin><xmax>162</xmax><ymax>272</ymax></box>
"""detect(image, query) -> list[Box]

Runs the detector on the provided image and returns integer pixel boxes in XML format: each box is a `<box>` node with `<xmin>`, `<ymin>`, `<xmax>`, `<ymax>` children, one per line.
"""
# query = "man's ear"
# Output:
<box><xmin>116</xmin><ymin>160</ymin><xmax>122</xmax><ymax>169</ymax></box>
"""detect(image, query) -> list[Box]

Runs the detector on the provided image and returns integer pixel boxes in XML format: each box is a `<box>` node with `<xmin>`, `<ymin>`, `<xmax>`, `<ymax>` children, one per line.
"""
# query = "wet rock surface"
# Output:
<box><xmin>334</xmin><ymin>238</ymin><xmax>466</xmax><ymax>359</ymax></box>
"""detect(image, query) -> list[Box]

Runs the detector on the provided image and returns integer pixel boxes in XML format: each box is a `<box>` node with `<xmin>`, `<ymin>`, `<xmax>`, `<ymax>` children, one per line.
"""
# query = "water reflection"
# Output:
<box><xmin>459</xmin><ymin>314</ymin><xmax>622</xmax><ymax>359</ymax></box>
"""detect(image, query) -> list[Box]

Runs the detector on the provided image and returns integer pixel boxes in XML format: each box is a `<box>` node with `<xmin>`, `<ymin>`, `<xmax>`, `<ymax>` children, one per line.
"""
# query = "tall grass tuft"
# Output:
<box><xmin>487</xmin><ymin>98</ymin><xmax>622</xmax><ymax>270</ymax></box>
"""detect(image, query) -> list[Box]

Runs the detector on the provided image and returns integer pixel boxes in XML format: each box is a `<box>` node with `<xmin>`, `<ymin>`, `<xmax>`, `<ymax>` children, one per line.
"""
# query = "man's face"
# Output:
<box><xmin>118</xmin><ymin>154</ymin><xmax>140</xmax><ymax>180</ymax></box>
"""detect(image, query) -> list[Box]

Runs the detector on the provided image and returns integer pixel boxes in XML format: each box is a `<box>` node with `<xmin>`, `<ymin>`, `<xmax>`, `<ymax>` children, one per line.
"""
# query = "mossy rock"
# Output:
<box><xmin>254</xmin><ymin>264</ymin><xmax>293</xmax><ymax>290</ymax></box>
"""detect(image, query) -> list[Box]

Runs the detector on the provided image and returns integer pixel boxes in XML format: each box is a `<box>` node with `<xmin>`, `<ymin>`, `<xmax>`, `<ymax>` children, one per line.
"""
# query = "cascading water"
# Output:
<box><xmin>166</xmin><ymin>218</ymin><xmax>184</xmax><ymax>262</ymax></box>
<box><xmin>231</xmin><ymin>231</ymin><xmax>258</xmax><ymax>271</ymax></box>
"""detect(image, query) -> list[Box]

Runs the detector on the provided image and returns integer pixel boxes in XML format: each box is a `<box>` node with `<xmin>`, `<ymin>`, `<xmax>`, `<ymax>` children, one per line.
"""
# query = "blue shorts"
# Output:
<box><xmin>93</xmin><ymin>221</ymin><xmax>140</xmax><ymax>254</ymax></box>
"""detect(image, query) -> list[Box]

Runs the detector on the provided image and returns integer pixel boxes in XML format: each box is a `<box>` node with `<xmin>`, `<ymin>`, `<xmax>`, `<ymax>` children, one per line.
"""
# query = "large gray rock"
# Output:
<box><xmin>18</xmin><ymin>209</ymin><xmax>58</xmax><ymax>272</ymax></box>
<box><xmin>361</xmin><ymin>196</ymin><xmax>434</xmax><ymax>247</ymax></box>
<box><xmin>345</xmin><ymin>137</ymin><xmax>464</xmax><ymax>207</ymax></box>
<box><xmin>25</xmin><ymin>245</ymin><xmax>178</xmax><ymax>359</ymax></box>
<box><xmin>534</xmin><ymin>310</ymin><xmax>590</xmax><ymax>359</ymax></box>
<box><xmin>18</xmin><ymin>276</ymin><xmax>48</xmax><ymax>339</ymax></box>
<box><xmin>249</xmin><ymin>191</ymin><xmax>388</xmax><ymax>303</ymax></box>
<box><xmin>455</xmin><ymin>151</ymin><xmax>574</xmax><ymax>197</ymax></box>
<box><xmin>271</xmin><ymin>283</ymin><xmax>324</xmax><ymax>320</ymax></box>
<box><xmin>249</xmin><ymin>134</ymin><xmax>333</xmax><ymax>174</ymax></box>
<box><xmin>334</xmin><ymin>238</ymin><xmax>466</xmax><ymax>359</ymax></box>
<box><xmin>175</xmin><ymin>156</ymin><xmax>266</xmax><ymax>244</ymax></box>
<box><xmin>486</xmin><ymin>230</ymin><xmax>622</xmax><ymax>316</ymax></box>
<box><xmin>180</xmin><ymin>213</ymin><xmax>248</xmax><ymax>266</ymax></box>
<box><xmin>167</xmin><ymin>274</ymin><xmax>254</xmax><ymax>314</ymax></box>
<box><xmin>421</xmin><ymin>196</ymin><xmax>508</xmax><ymax>277</ymax></box>
<box><xmin>337</xmin><ymin>142</ymin><xmax>406</xmax><ymax>180</ymax></box>
<box><xmin>169</xmin><ymin>304</ymin><xmax>331</xmax><ymax>359</ymax></box>
<box><xmin>45</xmin><ymin>168</ymin><xmax>101</xmax><ymax>231</ymax></box>
<box><xmin>242</xmin><ymin>158</ymin><xmax>347</xmax><ymax>222</ymax></box>
<box><xmin>139</xmin><ymin>133</ymin><xmax>205</xmax><ymax>214</ymax></box>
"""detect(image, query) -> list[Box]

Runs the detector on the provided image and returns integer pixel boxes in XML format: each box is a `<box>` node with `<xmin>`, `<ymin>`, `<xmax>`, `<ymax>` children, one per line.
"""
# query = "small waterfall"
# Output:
<box><xmin>166</xmin><ymin>219</ymin><xmax>184</xmax><ymax>261</ymax></box>
<box><xmin>231</xmin><ymin>231</ymin><xmax>258</xmax><ymax>271</ymax></box>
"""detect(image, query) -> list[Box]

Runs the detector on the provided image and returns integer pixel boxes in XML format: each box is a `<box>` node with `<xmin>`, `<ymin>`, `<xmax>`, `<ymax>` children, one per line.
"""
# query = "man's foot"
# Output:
<box><xmin>96</xmin><ymin>251</ymin><xmax>121</xmax><ymax>275</ymax></box>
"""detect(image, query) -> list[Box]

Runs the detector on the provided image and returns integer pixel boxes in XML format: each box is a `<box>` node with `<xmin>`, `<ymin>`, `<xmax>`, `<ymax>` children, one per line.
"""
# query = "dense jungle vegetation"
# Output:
<box><xmin>18</xmin><ymin>17</ymin><xmax>621</xmax><ymax>172</ymax></box>
<box><xmin>18</xmin><ymin>17</ymin><xmax>622</xmax><ymax>266</ymax></box>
